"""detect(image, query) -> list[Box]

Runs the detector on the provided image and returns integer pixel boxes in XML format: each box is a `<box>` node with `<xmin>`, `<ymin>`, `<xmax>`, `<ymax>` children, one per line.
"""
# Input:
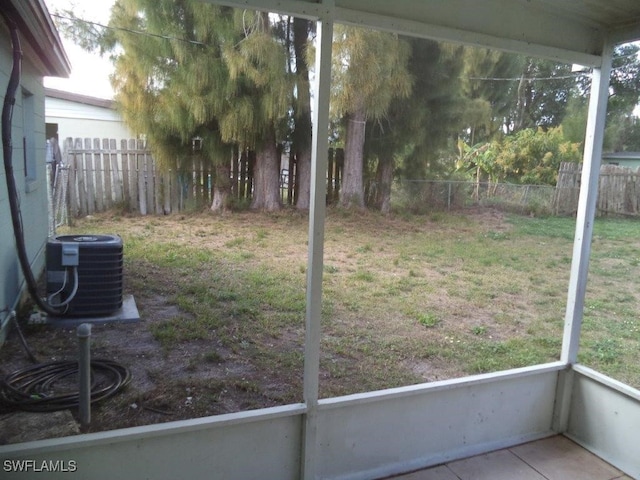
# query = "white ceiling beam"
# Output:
<box><xmin>200</xmin><ymin>0</ymin><xmax>608</xmax><ymax>66</ymax></box>
<box><xmin>332</xmin><ymin>0</ymin><xmax>605</xmax><ymax>65</ymax></box>
<box><xmin>198</xmin><ymin>0</ymin><xmax>324</xmax><ymax>20</ymax></box>
<box><xmin>334</xmin><ymin>6</ymin><xmax>603</xmax><ymax>66</ymax></box>
<box><xmin>609</xmin><ymin>23</ymin><xmax>640</xmax><ymax>45</ymax></box>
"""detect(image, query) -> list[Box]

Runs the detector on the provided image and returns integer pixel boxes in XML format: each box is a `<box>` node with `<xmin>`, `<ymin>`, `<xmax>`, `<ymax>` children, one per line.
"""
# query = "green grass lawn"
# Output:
<box><xmin>61</xmin><ymin>208</ymin><xmax>640</xmax><ymax>404</ymax></box>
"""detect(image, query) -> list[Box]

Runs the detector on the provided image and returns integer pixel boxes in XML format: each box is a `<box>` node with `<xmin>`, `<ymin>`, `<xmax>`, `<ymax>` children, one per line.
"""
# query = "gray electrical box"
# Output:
<box><xmin>61</xmin><ymin>242</ymin><xmax>79</xmax><ymax>266</ymax></box>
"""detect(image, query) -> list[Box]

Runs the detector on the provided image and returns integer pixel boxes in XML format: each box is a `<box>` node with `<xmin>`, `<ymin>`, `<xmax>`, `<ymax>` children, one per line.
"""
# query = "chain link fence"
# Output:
<box><xmin>393</xmin><ymin>180</ymin><xmax>556</xmax><ymax>216</ymax></box>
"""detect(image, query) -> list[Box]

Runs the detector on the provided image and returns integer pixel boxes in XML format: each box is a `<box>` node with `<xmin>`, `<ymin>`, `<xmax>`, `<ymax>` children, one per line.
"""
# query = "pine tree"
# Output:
<box><xmin>108</xmin><ymin>0</ymin><xmax>237</xmax><ymax>211</ymax></box>
<box><xmin>366</xmin><ymin>39</ymin><xmax>466</xmax><ymax>212</ymax></box>
<box><xmin>61</xmin><ymin>1</ymin><xmax>293</xmax><ymax>212</ymax></box>
<box><xmin>220</xmin><ymin>10</ymin><xmax>292</xmax><ymax>211</ymax></box>
<box><xmin>460</xmin><ymin>47</ymin><xmax>523</xmax><ymax>143</ymax></box>
<box><xmin>331</xmin><ymin>26</ymin><xmax>413</xmax><ymax>209</ymax></box>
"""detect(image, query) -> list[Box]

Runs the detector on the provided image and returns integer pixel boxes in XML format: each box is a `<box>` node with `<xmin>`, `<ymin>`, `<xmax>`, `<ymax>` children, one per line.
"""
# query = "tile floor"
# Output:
<box><xmin>388</xmin><ymin>435</ymin><xmax>634</xmax><ymax>480</ymax></box>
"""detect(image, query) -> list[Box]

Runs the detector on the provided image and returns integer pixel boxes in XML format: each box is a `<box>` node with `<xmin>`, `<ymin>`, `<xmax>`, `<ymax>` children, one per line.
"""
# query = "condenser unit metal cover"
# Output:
<box><xmin>46</xmin><ymin>234</ymin><xmax>123</xmax><ymax>317</ymax></box>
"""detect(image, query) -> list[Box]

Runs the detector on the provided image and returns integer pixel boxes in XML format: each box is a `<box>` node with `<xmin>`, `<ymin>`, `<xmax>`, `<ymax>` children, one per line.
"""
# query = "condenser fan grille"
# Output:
<box><xmin>46</xmin><ymin>234</ymin><xmax>124</xmax><ymax>317</ymax></box>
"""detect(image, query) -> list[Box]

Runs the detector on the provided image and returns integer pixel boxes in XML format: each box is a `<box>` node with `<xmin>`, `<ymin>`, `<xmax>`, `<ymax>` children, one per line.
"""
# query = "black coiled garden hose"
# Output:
<box><xmin>0</xmin><ymin>359</ymin><xmax>132</xmax><ymax>412</ymax></box>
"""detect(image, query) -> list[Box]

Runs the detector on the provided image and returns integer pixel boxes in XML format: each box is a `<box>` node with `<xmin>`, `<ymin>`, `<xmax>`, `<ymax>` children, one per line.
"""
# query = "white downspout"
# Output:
<box><xmin>554</xmin><ymin>38</ymin><xmax>614</xmax><ymax>432</ymax></box>
<box><xmin>302</xmin><ymin>7</ymin><xmax>334</xmax><ymax>480</ymax></box>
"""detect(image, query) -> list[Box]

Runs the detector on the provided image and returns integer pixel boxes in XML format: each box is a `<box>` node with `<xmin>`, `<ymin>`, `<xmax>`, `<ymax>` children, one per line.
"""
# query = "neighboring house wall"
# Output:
<box><xmin>0</xmin><ymin>1</ymin><xmax>70</xmax><ymax>345</ymax></box>
<box><xmin>602</xmin><ymin>152</ymin><xmax>640</xmax><ymax>169</ymax></box>
<box><xmin>45</xmin><ymin>89</ymin><xmax>135</xmax><ymax>144</ymax></box>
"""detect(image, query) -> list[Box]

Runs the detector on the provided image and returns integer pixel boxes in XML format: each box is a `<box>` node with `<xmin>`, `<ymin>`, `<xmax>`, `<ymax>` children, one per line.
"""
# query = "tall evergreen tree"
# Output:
<box><xmin>60</xmin><ymin>1</ymin><xmax>292</xmax><ymax>212</ymax></box>
<box><xmin>331</xmin><ymin>25</ymin><xmax>413</xmax><ymax>209</ymax></box>
<box><xmin>365</xmin><ymin>39</ymin><xmax>466</xmax><ymax>212</ymax></box>
<box><xmin>460</xmin><ymin>47</ymin><xmax>523</xmax><ymax>143</ymax></box>
<box><xmin>221</xmin><ymin>10</ymin><xmax>292</xmax><ymax>211</ymax></box>
<box><xmin>108</xmin><ymin>0</ymin><xmax>237</xmax><ymax>211</ymax></box>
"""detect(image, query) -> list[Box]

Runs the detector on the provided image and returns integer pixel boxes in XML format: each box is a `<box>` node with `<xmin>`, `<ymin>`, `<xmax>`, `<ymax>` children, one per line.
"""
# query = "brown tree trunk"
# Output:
<box><xmin>340</xmin><ymin>107</ymin><xmax>366</xmax><ymax>209</ymax></box>
<box><xmin>293</xmin><ymin>18</ymin><xmax>312</xmax><ymax>210</ymax></box>
<box><xmin>296</xmin><ymin>149</ymin><xmax>311</xmax><ymax>210</ymax></box>
<box><xmin>250</xmin><ymin>126</ymin><xmax>282</xmax><ymax>211</ymax></box>
<box><xmin>210</xmin><ymin>156</ymin><xmax>231</xmax><ymax>213</ymax></box>
<box><xmin>514</xmin><ymin>60</ymin><xmax>533</xmax><ymax>132</ymax></box>
<box><xmin>375</xmin><ymin>157</ymin><xmax>394</xmax><ymax>214</ymax></box>
<box><xmin>230</xmin><ymin>144</ymin><xmax>239</xmax><ymax>198</ymax></box>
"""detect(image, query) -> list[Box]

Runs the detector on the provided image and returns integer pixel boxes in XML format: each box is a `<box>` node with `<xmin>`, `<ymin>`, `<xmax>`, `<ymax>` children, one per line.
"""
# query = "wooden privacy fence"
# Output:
<box><xmin>63</xmin><ymin>138</ymin><xmax>178</xmax><ymax>216</ymax></box>
<box><xmin>57</xmin><ymin>138</ymin><xmax>347</xmax><ymax>218</ymax></box>
<box><xmin>61</xmin><ymin>138</ymin><xmax>234</xmax><ymax>217</ymax></box>
<box><xmin>554</xmin><ymin>162</ymin><xmax>640</xmax><ymax>216</ymax></box>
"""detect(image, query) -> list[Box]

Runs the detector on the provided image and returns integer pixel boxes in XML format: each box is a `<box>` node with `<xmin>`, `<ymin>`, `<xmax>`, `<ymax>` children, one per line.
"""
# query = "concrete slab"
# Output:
<box><xmin>45</xmin><ymin>295</ymin><xmax>140</xmax><ymax>328</ymax></box>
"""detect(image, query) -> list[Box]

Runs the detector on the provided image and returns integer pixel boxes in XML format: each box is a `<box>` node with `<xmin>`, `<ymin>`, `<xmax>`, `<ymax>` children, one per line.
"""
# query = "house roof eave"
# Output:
<box><xmin>45</xmin><ymin>88</ymin><xmax>115</xmax><ymax>109</ymax></box>
<box><xmin>2</xmin><ymin>0</ymin><xmax>71</xmax><ymax>78</ymax></box>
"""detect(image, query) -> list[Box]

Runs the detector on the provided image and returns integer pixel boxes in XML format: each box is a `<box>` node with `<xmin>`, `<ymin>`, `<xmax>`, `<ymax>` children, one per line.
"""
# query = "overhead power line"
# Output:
<box><xmin>468</xmin><ymin>73</ymin><xmax>590</xmax><ymax>82</ymax></box>
<box><xmin>50</xmin><ymin>13</ymin><xmax>208</xmax><ymax>47</ymax></box>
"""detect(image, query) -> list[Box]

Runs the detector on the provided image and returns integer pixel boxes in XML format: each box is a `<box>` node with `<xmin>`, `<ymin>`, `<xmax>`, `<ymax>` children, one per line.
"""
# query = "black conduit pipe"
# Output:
<box><xmin>1</xmin><ymin>11</ymin><xmax>61</xmax><ymax>316</ymax></box>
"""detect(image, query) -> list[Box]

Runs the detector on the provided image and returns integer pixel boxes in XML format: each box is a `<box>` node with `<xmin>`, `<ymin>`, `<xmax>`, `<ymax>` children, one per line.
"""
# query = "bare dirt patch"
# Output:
<box><xmin>0</xmin><ymin>236</ymin><xmax>292</xmax><ymax>438</ymax></box>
